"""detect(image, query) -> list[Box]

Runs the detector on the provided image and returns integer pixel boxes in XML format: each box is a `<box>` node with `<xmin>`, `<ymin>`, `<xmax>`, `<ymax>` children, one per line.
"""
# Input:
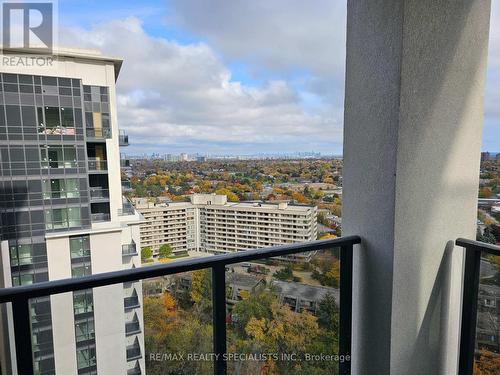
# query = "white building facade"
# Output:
<box><xmin>0</xmin><ymin>48</ymin><xmax>145</xmax><ymax>375</ymax></box>
<box><xmin>135</xmin><ymin>194</ymin><xmax>318</xmax><ymax>257</ymax></box>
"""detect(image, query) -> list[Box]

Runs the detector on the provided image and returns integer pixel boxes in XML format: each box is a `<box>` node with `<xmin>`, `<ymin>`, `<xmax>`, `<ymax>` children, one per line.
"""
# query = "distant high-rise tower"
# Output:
<box><xmin>0</xmin><ymin>48</ymin><xmax>144</xmax><ymax>375</ymax></box>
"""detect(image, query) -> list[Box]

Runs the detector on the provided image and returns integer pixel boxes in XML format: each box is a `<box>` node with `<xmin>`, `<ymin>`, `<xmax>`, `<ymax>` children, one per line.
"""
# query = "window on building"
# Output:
<box><xmin>12</xmin><ymin>273</ymin><xmax>34</xmax><ymax>286</ymax></box>
<box><xmin>70</xmin><ymin>236</ymin><xmax>90</xmax><ymax>259</ymax></box>
<box><xmin>44</xmin><ymin>107</ymin><xmax>59</xmax><ymax>128</ymax></box>
<box><xmin>75</xmin><ymin>319</ymin><xmax>95</xmax><ymax>343</ymax></box>
<box><xmin>40</xmin><ymin>146</ymin><xmax>77</xmax><ymax>168</ymax></box>
<box><xmin>60</xmin><ymin>107</ymin><xmax>74</xmax><ymax>127</ymax></box>
<box><xmin>73</xmin><ymin>290</ymin><xmax>93</xmax><ymax>315</ymax></box>
<box><xmin>38</xmin><ymin>106</ymin><xmax>76</xmax><ymax>135</ymax></box>
<box><xmin>45</xmin><ymin>207</ymin><xmax>81</xmax><ymax>230</ymax></box>
<box><xmin>42</xmin><ymin>178</ymin><xmax>80</xmax><ymax>199</ymax></box>
<box><xmin>76</xmin><ymin>347</ymin><xmax>96</xmax><ymax>370</ymax></box>
<box><xmin>9</xmin><ymin>244</ymin><xmax>33</xmax><ymax>266</ymax></box>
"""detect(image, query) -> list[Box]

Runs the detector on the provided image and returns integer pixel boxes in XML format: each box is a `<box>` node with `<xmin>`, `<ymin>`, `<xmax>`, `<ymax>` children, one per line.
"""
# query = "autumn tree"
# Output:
<box><xmin>215</xmin><ymin>188</ymin><xmax>240</xmax><ymax>202</ymax></box>
<box><xmin>244</xmin><ymin>302</ymin><xmax>338</xmax><ymax>375</ymax></box>
<box><xmin>474</xmin><ymin>349</ymin><xmax>500</xmax><ymax>375</ymax></box>
<box><xmin>191</xmin><ymin>269</ymin><xmax>213</xmax><ymax>320</ymax></box>
<box><xmin>143</xmin><ymin>293</ymin><xmax>178</xmax><ymax>341</ymax></box>
<box><xmin>231</xmin><ymin>289</ymin><xmax>275</xmax><ymax>337</ymax></box>
<box><xmin>291</xmin><ymin>191</ymin><xmax>309</xmax><ymax>204</ymax></box>
<box><xmin>479</xmin><ymin>187</ymin><xmax>493</xmax><ymax>198</ymax></box>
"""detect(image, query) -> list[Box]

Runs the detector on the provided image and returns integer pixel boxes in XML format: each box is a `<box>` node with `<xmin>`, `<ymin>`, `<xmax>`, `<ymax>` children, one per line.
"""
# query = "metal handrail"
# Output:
<box><xmin>456</xmin><ymin>238</ymin><xmax>500</xmax><ymax>255</ymax></box>
<box><xmin>0</xmin><ymin>235</ymin><xmax>360</xmax><ymax>375</ymax></box>
<box><xmin>456</xmin><ymin>238</ymin><xmax>500</xmax><ymax>375</ymax></box>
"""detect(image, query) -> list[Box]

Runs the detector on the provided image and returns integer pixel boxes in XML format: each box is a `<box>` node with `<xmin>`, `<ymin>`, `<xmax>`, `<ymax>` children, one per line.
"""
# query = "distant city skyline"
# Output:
<box><xmin>58</xmin><ymin>1</ymin><xmax>500</xmax><ymax>154</ymax></box>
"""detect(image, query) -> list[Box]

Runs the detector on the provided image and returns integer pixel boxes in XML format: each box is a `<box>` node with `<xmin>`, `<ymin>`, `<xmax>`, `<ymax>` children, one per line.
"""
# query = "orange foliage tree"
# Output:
<box><xmin>474</xmin><ymin>349</ymin><xmax>500</xmax><ymax>375</ymax></box>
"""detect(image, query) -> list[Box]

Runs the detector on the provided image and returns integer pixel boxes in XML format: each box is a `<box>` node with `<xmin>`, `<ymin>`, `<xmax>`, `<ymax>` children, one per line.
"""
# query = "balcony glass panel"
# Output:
<box><xmin>87</xmin><ymin>158</ymin><xmax>107</xmax><ymax>171</ymax></box>
<box><xmin>45</xmin><ymin>207</ymin><xmax>82</xmax><ymax>230</ymax></box>
<box><xmin>40</xmin><ymin>146</ymin><xmax>77</xmax><ymax>168</ymax></box>
<box><xmin>474</xmin><ymin>252</ymin><xmax>500</xmax><ymax>373</ymax></box>
<box><xmin>38</xmin><ymin>106</ymin><xmax>76</xmax><ymax>136</ymax></box>
<box><xmin>42</xmin><ymin>178</ymin><xmax>80</xmax><ymax>199</ymax></box>
<box><xmin>226</xmin><ymin>247</ymin><xmax>342</xmax><ymax>375</ymax></box>
<box><xmin>142</xmin><ymin>268</ymin><xmax>214</xmax><ymax>374</ymax></box>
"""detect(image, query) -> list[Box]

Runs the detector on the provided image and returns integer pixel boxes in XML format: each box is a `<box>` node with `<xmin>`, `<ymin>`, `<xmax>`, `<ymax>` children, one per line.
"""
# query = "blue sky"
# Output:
<box><xmin>57</xmin><ymin>0</ymin><xmax>499</xmax><ymax>155</ymax></box>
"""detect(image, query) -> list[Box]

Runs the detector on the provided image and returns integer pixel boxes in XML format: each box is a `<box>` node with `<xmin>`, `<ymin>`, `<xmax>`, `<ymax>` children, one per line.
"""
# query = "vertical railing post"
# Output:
<box><xmin>11</xmin><ymin>296</ymin><xmax>34</xmax><ymax>375</ymax></box>
<box><xmin>458</xmin><ymin>246</ymin><xmax>482</xmax><ymax>375</ymax></box>
<box><xmin>212</xmin><ymin>264</ymin><xmax>227</xmax><ymax>375</ymax></box>
<box><xmin>340</xmin><ymin>243</ymin><xmax>353</xmax><ymax>375</ymax></box>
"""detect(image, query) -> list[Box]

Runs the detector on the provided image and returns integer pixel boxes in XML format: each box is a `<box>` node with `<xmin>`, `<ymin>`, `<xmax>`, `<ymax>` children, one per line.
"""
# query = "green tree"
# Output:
<box><xmin>141</xmin><ymin>246</ymin><xmax>153</xmax><ymax>262</ymax></box>
<box><xmin>273</xmin><ymin>265</ymin><xmax>294</xmax><ymax>281</ymax></box>
<box><xmin>158</xmin><ymin>243</ymin><xmax>173</xmax><ymax>259</ymax></box>
<box><xmin>317</xmin><ymin>293</ymin><xmax>339</xmax><ymax>332</ymax></box>
<box><xmin>478</xmin><ymin>228</ymin><xmax>497</xmax><ymax>245</ymax></box>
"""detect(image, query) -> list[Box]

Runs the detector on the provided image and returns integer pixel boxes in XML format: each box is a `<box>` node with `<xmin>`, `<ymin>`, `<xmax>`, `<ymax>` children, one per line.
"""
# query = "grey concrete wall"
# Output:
<box><xmin>343</xmin><ymin>1</ymin><xmax>491</xmax><ymax>374</ymax></box>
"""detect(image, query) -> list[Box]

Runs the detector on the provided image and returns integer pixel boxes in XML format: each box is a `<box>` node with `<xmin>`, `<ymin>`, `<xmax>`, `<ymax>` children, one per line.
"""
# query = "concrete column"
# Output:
<box><xmin>343</xmin><ymin>1</ymin><xmax>491</xmax><ymax>374</ymax></box>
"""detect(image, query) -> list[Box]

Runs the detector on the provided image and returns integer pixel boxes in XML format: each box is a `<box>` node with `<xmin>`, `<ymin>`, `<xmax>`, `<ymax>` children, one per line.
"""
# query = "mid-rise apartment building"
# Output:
<box><xmin>0</xmin><ymin>48</ymin><xmax>145</xmax><ymax>375</ymax></box>
<box><xmin>134</xmin><ymin>194</ymin><xmax>318</xmax><ymax>257</ymax></box>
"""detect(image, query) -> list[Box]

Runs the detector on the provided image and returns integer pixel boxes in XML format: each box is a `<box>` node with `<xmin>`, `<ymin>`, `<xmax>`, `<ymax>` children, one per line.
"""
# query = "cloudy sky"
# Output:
<box><xmin>58</xmin><ymin>0</ymin><xmax>499</xmax><ymax>155</ymax></box>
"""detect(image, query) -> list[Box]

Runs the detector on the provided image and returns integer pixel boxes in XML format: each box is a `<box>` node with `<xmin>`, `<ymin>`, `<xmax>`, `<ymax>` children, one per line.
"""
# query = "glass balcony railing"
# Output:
<box><xmin>86</xmin><ymin>127</ymin><xmax>111</xmax><ymax>139</ymax></box>
<box><xmin>126</xmin><ymin>344</ymin><xmax>142</xmax><ymax>361</ymax></box>
<box><xmin>119</xmin><ymin>131</ymin><xmax>129</xmax><ymax>146</ymax></box>
<box><xmin>118</xmin><ymin>198</ymin><xmax>135</xmax><ymax>216</ymax></box>
<box><xmin>125</xmin><ymin>321</ymin><xmax>141</xmax><ymax>336</ymax></box>
<box><xmin>124</xmin><ymin>296</ymin><xmax>140</xmax><ymax>310</ymax></box>
<box><xmin>0</xmin><ymin>236</ymin><xmax>360</xmax><ymax>375</ymax></box>
<box><xmin>87</xmin><ymin>158</ymin><xmax>108</xmax><ymax>171</ymax></box>
<box><xmin>90</xmin><ymin>212</ymin><xmax>110</xmax><ymax>222</ymax></box>
<box><xmin>89</xmin><ymin>187</ymin><xmax>109</xmax><ymax>200</ymax></box>
<box><xmin>456</xmin><ymin>239</ymin><xmax>500</xmax><ymax>375</ymax></box>
<box><xmin>127</xmin><ymin>367</ymin><xmax>142</xmax><ymax>375</ymax></box>
<box><xmin>122</xmin><ymin>243</ymin><xmax>138</xmax><ymax>257</ymax></box>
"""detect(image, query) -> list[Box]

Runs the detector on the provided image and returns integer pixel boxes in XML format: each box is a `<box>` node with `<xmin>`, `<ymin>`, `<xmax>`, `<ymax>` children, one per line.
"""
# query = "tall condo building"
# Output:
<box><xmin>134</xmin><ymin>194</ymin><xmax>318</xmax><ymax>259</ymax></box>
<box><xmin>0</xmin><ymin>48</ymin><xmax>145</xmax><ymax>375</ymax></box>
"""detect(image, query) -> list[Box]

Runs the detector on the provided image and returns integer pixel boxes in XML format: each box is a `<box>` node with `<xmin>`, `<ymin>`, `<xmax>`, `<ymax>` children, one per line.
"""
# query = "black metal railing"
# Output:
<box><xmin>456</xmin><ymin>238</ymin><xmax>500</xmax><ymax>375</ymax></box>
<box><xmin>0</xmin><ymin>235</ymin><xmax>360</xmax><ymax>375</ymax></box>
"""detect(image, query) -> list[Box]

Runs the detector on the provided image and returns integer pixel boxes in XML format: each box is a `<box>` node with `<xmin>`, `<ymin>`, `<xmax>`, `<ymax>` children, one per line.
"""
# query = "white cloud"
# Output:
<box><xmin>485</xmin><ymin>2</ymin><xmax>500</xmax><ymax>118</ymax></box>
<box><xmin>58</xmin><ymin>1</ymin><xmax>499</xmax><ymax>154</ymax></box>
<box><xmin>59</xmin><ymin>17</ymin><xmax>343</xmax><ymax>154</ymax></box>
<box><xmin>168</xmin><ymin>0</ymin><xmax>346</xmax><ymax>79</ymax></box>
